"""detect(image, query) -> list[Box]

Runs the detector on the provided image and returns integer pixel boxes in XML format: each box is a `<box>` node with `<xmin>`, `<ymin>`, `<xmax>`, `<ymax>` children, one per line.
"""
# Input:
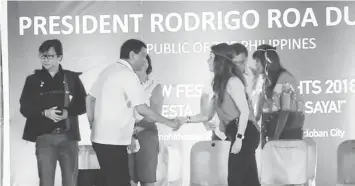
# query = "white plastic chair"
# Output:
<box><xmin>303</xmin><ymin>137</ymin><xmax>317</xmax><ymax>186</ymax></box>
<box><xmin>78</xmin><ymin>145</ymin><xmax>100</xmax><ymax>170</ymax></box>
<box><xmin>190</xmin><ymin>140</ymin><xmax>231</xmax><ymax>186</ymax></box>
<box><xmin>156</xmin><ymin>144</ymin><xmax>182</xmax><ymax>186</ymax></box>
<box><xmin>260</xmin><ymin>140</ymin><xmax>308</xmax><ymax>186</ymax></box>
<box><xmin>337</xmin><ymin>140</ymin><xmax>355</xmax><ymax>186</ymax></box>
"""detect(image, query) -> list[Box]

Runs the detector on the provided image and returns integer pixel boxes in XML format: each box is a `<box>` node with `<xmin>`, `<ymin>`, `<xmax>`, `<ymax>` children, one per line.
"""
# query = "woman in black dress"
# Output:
<box><xmin>179</xmin><ymin>43</ymin><xmax>260</xmax><ymax>186</ymax></box>
<box><xmin>128</xmin><ymin>55</ymin><xmax>163</xmax><ymax>186</ymax></box>
<box><xmin>252</xmin><ymin>44</ymin><xmax>305</xmax><ymax>148</ymax></box>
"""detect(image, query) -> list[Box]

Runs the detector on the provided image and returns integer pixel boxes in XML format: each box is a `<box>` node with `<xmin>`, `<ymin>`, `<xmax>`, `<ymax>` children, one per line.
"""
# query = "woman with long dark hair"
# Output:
<box><xmin>179</xmin><ymin>43</ymin><xmax>260</xmax><ymax>186</ymax></box>
<box><xmin>252</xmin><ymin>44</ymin><xmax>305</xmax><ymax>148</ymax></box>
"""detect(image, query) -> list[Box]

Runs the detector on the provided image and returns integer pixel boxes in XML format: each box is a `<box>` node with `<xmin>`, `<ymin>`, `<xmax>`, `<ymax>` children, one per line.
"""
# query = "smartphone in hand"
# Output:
<box><xmin>56</xmin><ymin>106</ymin><xmax>63</xmax><ymax>115</ymax></box>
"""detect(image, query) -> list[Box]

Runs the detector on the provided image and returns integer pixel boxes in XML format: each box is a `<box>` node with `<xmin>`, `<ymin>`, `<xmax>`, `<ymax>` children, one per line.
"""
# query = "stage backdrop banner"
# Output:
<box><xmin>8</xmin><ymin>1</ymin><xmax>355</xmax><ymax>186</ymax></box>
<box><xmin>0</xmin><ymin>24</ymin><xmax>3</xmax><ymax>186</ymax></box>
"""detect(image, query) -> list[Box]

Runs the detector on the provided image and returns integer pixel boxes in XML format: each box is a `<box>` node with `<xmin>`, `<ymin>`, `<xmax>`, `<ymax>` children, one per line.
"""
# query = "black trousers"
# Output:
<box><xmin>92</xmin><ymin>142</ymin><xmax>130</xmax><ymax>186</ymax></box>
<box><xmin>35</xmin><ymin>134</ymin><xmax>78</xmax><ymax>186</ymax></box>
<box><xmin>77</xmin><ymin>169</ymin><xmax>105</xmax><ymax>186</ymax></box>
<box><xmin>213</xmin><ymin>120</ymin><xmax>260</xmax><ymax>186</ymax></box>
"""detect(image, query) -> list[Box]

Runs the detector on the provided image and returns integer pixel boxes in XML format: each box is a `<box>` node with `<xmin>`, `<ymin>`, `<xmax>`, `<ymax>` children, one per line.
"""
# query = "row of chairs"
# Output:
<box><xmin>77</xmin><ymin>144</ymin><xmax>183</xmax><ymax>186</ymax></box>
<box><xmin>337</xmin><ymin>140</ymin><xmax>355</xmax><ymax>186</ymax></box>
<box><xmin>77</xmin><ymin>138</ymin><xmax>354</xmax><ymax>186</ymax></box>
<box><xmin>259</xmin><ymin>138</ymin><xmax>316</xmax><ymax>186</ymax></box>
<box><xmin>190</xmin><ymin>138</ymin><xmax>355</xmax><ymax>186</ymax></box>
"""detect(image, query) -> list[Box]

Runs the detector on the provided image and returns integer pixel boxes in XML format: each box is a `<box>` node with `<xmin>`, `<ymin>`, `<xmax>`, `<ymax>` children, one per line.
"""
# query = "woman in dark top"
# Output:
<box><xmin>252</xmin><ymin>44</ymin><xmax>305</xmax><ymax>148</ymax></box>
<box><xmin>128</xmin><ymin>55</ymin><xmax>163</xmax><ymax>186</ymax></box>
<box><xmin>179</xmin><ymin>43</ymin><xmax>260</xmax><ymax>186</ymax></box>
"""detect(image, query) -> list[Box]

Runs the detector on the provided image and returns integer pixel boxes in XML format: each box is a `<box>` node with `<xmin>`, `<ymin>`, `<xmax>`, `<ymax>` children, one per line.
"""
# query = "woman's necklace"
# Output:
<box><xmin>141</xmin><ymin>76</ymin><xmax>149</xmax><ymax>85</ymax></box>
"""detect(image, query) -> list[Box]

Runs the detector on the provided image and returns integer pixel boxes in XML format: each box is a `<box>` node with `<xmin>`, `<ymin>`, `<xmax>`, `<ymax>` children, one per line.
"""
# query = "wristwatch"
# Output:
<box><xmin>236</xmin><ymin>133</ymin><xmax>245</xmax><ymax>139</ymax></box>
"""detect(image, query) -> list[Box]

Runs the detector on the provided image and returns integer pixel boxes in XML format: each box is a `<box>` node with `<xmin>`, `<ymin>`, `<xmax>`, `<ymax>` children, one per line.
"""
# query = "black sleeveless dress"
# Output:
<box><xmin>213</xmin><ymin>80</ymin><xmax>260</xmax><ymax>186</ymax></box>
<box><xmin>261</xmin><ymin>72</ymin><xmax>305</xmax><ymax>148</ymax></box>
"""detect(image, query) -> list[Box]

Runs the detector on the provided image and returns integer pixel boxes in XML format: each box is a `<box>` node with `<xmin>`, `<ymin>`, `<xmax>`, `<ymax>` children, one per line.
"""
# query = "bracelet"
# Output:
<box><xmin>42</xmin><ymin>110</ymin><xmax>46</xmax><ymax>117</ymax></box>
<box><xmin>236</xmin><ymin>133</ymin><xmax>245</xmax><ymax>139</ymax></box>
<box><xmin>186</xmin><ymin>116</ymin><xmax>191</xmax><ymax>123</ymax></box>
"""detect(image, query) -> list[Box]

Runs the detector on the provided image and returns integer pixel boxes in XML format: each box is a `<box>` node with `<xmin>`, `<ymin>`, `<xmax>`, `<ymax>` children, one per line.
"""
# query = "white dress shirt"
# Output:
<box><xmin>89</xmin><ymin>59</ymin><xmax>146</xmax><ymax>145</ymax></box>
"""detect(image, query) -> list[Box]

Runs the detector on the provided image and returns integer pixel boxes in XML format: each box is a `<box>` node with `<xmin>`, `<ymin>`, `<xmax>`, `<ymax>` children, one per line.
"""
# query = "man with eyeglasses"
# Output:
<box><xmin>230</xmin><ymin>43</ymin><xmax>264</xmax><ymax>129</ymax></box>
<box><xmin>230</xmin><ymin>43</ymin><xmax>251</xmax><ymax>93</ymax></box>
<box><xmin>231</xmin><ymin>43</ymin><xmax>266</xmax><ymax>177</ymax></box>
<box><xmin>19</xmin><ymin>39</ymin><xmax>87</xmax><ymax>186</ymax></box>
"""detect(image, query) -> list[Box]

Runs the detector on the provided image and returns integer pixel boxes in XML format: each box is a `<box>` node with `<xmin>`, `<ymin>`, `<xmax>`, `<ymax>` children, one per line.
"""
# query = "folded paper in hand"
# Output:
<box><xmin>214</xmin><ymin>129</ymin><xmax>227</xmax><ymax>140</ymax></box>
<box><xmin>127</xmin><ymin>139</ymin><xmax>140</xmax><ymax>154</ymax></box>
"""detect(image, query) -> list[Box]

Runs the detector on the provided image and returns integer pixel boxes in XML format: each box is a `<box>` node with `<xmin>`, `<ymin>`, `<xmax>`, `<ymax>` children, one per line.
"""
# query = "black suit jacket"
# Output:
<box><xmin>20</xmin><ymin>67</ymin><xmax>87</xmax><ymax>142</ymax></box>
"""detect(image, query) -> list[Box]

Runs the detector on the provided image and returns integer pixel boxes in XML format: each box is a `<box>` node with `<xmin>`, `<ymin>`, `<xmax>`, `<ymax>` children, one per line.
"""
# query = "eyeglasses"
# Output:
<box><xmin>40</xmin><ymin>54</ymin><xmax>57</xmax><ymax>60</ymax></box>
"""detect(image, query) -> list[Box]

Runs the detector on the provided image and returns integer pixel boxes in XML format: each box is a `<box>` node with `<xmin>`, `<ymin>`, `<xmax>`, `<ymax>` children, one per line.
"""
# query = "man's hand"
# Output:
<box><xmin>175</xmin><ymin>117</ymin><xmax>187</xmax><ymax>124</ymax></box>
<box><xmin>88</xmin><ymin>118</ymin><xmax>94</xmax><ymax>129</ymax></box>
<box><xmin>44</xmin><ymin>106</ymin><xmax>62</xmax><ymax>122</ymax></box>
<box><xmin>88</xmin><ymin>119</ymin><xmax>93</xmax><ymax>129</ymax></box>
<box><xmin>58</xmin><ymin>109</ymin><xmax>68</xmax><ymax>121</ymax></box>
<box><xmin>169</xmin><ymin>118</ymin><xmax>184</xmax><ymax>131</ymax></box>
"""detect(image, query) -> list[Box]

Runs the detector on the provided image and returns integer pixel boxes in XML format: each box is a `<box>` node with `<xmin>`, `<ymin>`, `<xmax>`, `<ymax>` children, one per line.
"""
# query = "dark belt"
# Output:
<box><xmin>51</xmin><ymin>128</ymin><xmax>66</xmax><ymax>134</ymax></box>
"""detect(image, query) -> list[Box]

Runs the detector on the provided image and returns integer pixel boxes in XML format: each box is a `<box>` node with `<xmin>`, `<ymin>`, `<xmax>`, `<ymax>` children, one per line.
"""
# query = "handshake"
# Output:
<box><xmin>166</xmin><ymin>116</ymin><xmax>219</xmax><ymax>132</ymax></box>
<box><xmin>166</xmin><ymin>116</ymin><xmax>188</xmax><ymax>131</ymax></box>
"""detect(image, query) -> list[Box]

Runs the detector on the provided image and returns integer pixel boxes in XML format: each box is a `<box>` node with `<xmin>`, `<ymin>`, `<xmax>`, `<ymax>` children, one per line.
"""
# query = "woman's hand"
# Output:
<box><xmin>128</xmin><ymin>137</ymin><xmax>137</xmax><ymax>153</ymax></box>
<box><xmin>133</xmin><ymin>126</ymin><xmax>145</xmax><ymax>135</ymax></box>
<box><xmin>230</xmin><ymin>138</ymin><xmax>243</xmax><ymax>154</ymax></box>
<box><xmin>203</xmin><ymin>121</ymin><xmax>216</xmax><ymax>131</ymax></box>
<box><xmin>175</xmin><ymin>116</ymin><xmax>188</xmax><ymax>124</ymax></box>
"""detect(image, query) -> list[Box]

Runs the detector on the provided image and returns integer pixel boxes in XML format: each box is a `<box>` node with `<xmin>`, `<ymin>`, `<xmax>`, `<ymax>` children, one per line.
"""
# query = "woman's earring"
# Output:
<box><xmin>264</xmin><ymin>52</ymin><xmax>272</xmax><ymax>64</ymax></box>
<box><xmin>264</xmin><ymin>64</ymin><xmax>268</xmax><ymax>76</ymax></box>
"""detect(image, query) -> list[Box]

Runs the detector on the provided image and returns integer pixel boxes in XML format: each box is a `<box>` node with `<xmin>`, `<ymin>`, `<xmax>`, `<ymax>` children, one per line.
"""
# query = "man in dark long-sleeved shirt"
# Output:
<box><xmin>20</xmin><ymin>39</ymin><xmax>87</xmax><ymax>186</ymax></box>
